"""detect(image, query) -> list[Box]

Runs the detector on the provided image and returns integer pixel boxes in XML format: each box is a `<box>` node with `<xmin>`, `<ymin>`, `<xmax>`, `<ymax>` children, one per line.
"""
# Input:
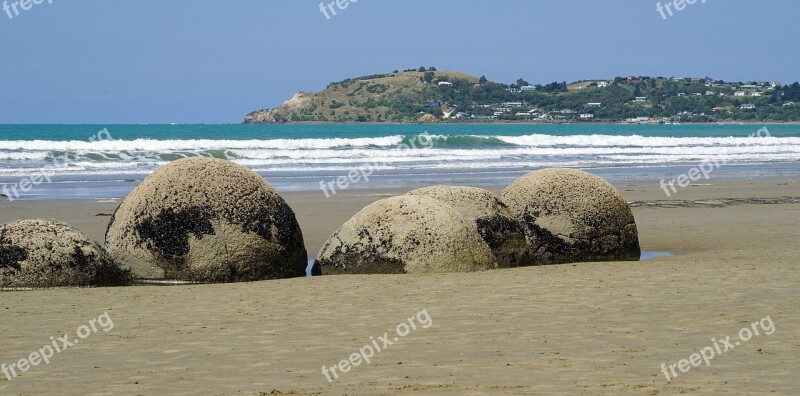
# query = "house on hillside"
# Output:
<box><xmin>579</xmin><ymin>114</ymin><xmax>594</xmax><ymax>120</ymax></box>
<box><xmin>741</xmin><ymin>104</ymin><xmax>756</xmax><ymax>110</ymax></box>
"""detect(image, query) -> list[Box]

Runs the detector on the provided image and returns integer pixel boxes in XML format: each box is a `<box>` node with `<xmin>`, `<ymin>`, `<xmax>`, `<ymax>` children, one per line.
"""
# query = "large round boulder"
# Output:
<box><xmin>0</xmin><ymin>219</ymin><xmax>131</xmax><ymax>288</ymax></box>
<box><xmin>501</xmin><ymin>168</ymin><xmax>640</xmax><ymax>264</ymax></box>
<box><xmin>105</xmin><ymin>157</ymin><xmax>307</xmax><ymax>283</ymax></box>
<box><xmin>315</xmin><ymin>195</ymin><xmax>497</xmax><ymax>275</ymax></box>
<box><xmin>406</xmin><ymin>186</ymin><xmax>529</xmax><ymax>268</ymax></box>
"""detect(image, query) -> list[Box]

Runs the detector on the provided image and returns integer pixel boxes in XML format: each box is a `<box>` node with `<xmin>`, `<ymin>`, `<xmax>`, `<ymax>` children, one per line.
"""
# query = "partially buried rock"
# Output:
<box><xmin>105</xmin><ymin>157</ymin><xmax>307</xmax><ymax>283</ymax></box>
<box><xmin>501</xmin><ymin>168</ymin><xmax>641</xmax><ymax>264</ymax></box>
<box><xmin>315</xmin><ymin>195</ymin><xmax>497</xmax><ymax>275</ymax></box>
<box><xmin>406</xmin><ymin>186</ymin><xmax>529</xmax><ymax>268</ymax></box>
<box><xmin>0</xmin><ymin>219</ymin><xmax>131</xmax><ymax>288</ymax></box>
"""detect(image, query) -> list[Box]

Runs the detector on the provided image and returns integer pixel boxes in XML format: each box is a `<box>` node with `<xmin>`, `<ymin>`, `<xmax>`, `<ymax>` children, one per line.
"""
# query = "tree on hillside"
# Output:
<box><xmin>516</xmin><ymin>78</ymin><xmax>530</xmax><ymax>87</ymax></box>
<box><xmin>479</xmin><ymin>76</ymin><xmax>488</xmax><ymax>84</ymax></box>
<box><xmin>781</xmin><ymin>82</ymin><xmax>800</xmax><ymax>101</ymax></box>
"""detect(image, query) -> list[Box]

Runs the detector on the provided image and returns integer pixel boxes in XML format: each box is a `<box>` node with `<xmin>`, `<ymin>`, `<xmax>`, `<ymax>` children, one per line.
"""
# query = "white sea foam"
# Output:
<box><xmin>0</xmin><ymin>134</ymin><xmax>798</xmax><ymax>179</ymax></box>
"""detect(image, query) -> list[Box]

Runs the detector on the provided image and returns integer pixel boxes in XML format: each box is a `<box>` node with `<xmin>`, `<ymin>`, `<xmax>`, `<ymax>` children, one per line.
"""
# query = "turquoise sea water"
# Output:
<box><xmin>1</xmin><ymin>124</ymin><xmax>799</xmax><ymax>200</ymax></box>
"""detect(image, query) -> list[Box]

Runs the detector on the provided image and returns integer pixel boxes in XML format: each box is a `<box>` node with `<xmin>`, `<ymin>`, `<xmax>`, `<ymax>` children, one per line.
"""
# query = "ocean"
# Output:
<box><xmin>1</xmin><ymin>123</ymin><xmax>800</xmax><ymax>200</ymax></box>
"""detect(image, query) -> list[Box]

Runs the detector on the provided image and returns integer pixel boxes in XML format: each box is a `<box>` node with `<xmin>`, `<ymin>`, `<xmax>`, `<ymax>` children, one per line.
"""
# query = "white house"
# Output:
<box><xmin>437</xmin><ymin>81</ymin><xmax>453</xmax><ymax>87</ymax></box>
<box><xmin>751</xmin><ymin>92</ymin><xmax>763</xmax><ymax>97</ymax></box>
<box><xmin>520</xmin><ymin>85</ymin><xmax>537</xmax><ymax>92</ymax></box>
<box><xmin>677</xmin><ymin>93</ymin><xmax>687</xmax><ymax>97</ymax></box>
<box><xmin>579</xmin><ymin>114</ymin><xmax>594</xmax><ymax>120</ymax></box>
<box><xmin>783</xmin><ymin>102</ymin><xmax>795</xmax><ymax>107</ymax></box>
<box><xmin>585</xmin><ymin>102</ymin><xmax>602</xmax><ymax>107</ymax></box>
<box><xmin>633</xmin><ymin>97</ymin><xmax>647</xmax><ymax>102</ymax></box>
<box><xmin>597</xmin><ymin>81</ymin><xmax>609</xmax><ymax>88</ymax></box>
<box><xmin>705</xmin><ymin>91</ymin><xmax>716</xmax><ymax>96</ymax></box>
<box><xmin>734</xmin><ymin>91</ymin><xmax>747</xmax><ymax>97</ymax></box>
<box><xmin>503</xmin><ymin>102</ymin><xmax>524</xmax><ymax>108</ymax></box>
<box><xmin>741</xmin><ymin>104</ymin><xmax>756</xmax><ymax>110</ymax></box>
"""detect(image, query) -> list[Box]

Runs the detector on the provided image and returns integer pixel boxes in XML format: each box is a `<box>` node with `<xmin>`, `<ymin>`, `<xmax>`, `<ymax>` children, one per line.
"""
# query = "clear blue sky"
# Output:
<box><xmin>0</xmin><ymin>0</ymin><xmax>797</xmax><ymax>124</ymax></box>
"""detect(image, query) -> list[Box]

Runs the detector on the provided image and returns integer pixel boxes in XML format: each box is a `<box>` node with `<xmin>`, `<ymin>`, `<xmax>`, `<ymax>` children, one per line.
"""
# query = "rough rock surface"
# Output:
<box><xmin>0</xmin><ymin>219</ymin><xmax>131</xmax><ymax>288</ymax></box>
<box><xmin>105</xmin><ymin>157</ymin><xmax>307</xmax><ymax>283</ymax></box>
<box><xmin>501</xmin><ymin>168</ymin><xmax>641</xmax><ymax>264</ymax></box>
<box><xmin>407</xmin><ymin>186</ymin><xmax>529</xmax><ymax>267</ymax></box>
<box><xmin>315</xmin><ymin>195</ymin><xmax>497</xmax><ymax>275</ymax></box>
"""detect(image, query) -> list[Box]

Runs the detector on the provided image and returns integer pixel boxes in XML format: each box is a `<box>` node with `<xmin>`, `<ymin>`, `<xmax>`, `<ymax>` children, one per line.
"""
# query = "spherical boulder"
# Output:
<box><xmin>0</xmin><ymin>219</ymin><xmax>131</xmax><ymax>289</ymax></box>
<box><xmin>406</xmin><ymin>186</ymin><xmax>529</xmax><ymax>268</ymax></box>
<box><xmin>315</xmin><ymin>195</ymin><xmax>497</xmax><ymax>275</ymax></box>
<box><xmin>501</xmin><ymin>168</ymin><xmax>640</xmax><ymax>264</ymax></box>
<box><xmin>105</xmin><ymin>157</ymin><xmax>307</xmax><ymax>283</ymax></box>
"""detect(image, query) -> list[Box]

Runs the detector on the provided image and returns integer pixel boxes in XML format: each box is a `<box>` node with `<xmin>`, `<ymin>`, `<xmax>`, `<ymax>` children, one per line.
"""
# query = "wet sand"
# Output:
<box><xmin>1</xmin><ymin>178</ymin><xmax>799</xmax><ymax>395</ymax></box>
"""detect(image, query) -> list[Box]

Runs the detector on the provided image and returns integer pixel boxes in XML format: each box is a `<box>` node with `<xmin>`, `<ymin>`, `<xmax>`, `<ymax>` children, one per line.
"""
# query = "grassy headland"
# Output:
<box><xmin>244</xmin><ymin>68</ymin><xmax>800</xmax><ymax>124</ymax></box>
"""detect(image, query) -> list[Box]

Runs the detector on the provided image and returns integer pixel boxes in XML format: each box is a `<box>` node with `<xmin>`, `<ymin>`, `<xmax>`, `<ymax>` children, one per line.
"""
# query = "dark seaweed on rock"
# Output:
<box><xmin>134</xmin><ymin>206</ymin><xmax>216</xmax><ymax>267</ymax></box>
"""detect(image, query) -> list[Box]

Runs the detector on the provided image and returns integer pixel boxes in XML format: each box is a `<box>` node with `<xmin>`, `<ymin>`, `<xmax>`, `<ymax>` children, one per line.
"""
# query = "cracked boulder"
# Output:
<box><xmin>406</xmin><ymin>186</ymin><xmax>529</xmax><ymax>268</ymax></box>
<box><xmin>315</xmin><ymin>195</ymin><xmax>497</xmax><ymax>275</ymax></box>
<box><xmin>0</xmin><ymin>219</ymin><xmax>131</xmax><ymax>288</ymax></box>
<box><xmin>501</xmin><ymin>168</ymin><xmax>640</xmax><ymax>264</ymax></box>
<box><xmin>105</xmin><ymin>157</ymin><xmax>307</xmax><ymax>283</ymax></box>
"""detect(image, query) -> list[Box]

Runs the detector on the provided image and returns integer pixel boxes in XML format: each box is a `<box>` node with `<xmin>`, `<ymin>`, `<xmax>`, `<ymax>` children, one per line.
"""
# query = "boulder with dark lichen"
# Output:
<box><xmin>105</xmin><ymin>157</ymin><xmax>307</xmax><ymax>283</ymax></box>
<box><xmin>406</xmin><ymin>186</ymin><xmax>529</xmax><ymax>268</ymax></box>
<box><xmin>315</xmin><ymin>195</ymin><xmax>497</xmax><ymax>275</ymax></box>
<box><xmin>501</xmin><ymin>168</ymin><xmax>641</xmax><ymax>264</ymax></box>
<box><xmin>0</xmin><ymin>219</ymin><xmax>131</xmax><ymax>288</ymax></box>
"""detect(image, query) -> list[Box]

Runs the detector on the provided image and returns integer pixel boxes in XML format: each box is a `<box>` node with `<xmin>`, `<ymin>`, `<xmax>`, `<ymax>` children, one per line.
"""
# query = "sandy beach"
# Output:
<box><xmin>1</xmin><ymin>177</ymin><xmax>799</xmax><ymax>395</ymax></box>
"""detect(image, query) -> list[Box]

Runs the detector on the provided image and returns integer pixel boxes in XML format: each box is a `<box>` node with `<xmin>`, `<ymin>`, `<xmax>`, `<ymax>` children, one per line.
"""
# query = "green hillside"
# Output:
<box><xmin>244</xmin><ymin>69</ymin><xmax>800</xmax><ymax>123</ymax></box>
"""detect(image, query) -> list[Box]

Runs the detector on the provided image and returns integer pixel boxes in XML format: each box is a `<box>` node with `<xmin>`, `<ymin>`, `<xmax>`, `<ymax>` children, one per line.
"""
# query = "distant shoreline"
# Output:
<box><xmin>243</xmin><ymin>120</ymin><xmax>800</xmax><ymax>125</ymax></box>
